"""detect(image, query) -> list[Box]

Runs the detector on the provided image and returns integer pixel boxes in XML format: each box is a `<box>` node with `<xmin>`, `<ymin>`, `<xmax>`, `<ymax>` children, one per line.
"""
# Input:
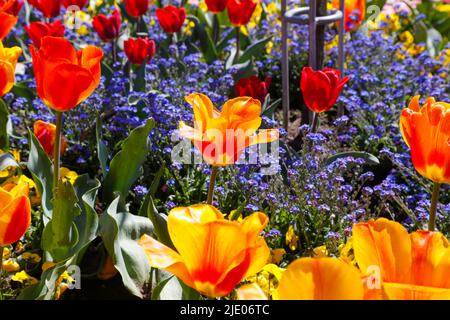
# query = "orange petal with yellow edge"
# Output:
<box><xmin>277</xmin><ymin>257</ymin><xmax>364</xmax><ymax>300</ymax></box>
<box><xmin>138</xmin><ymin>234</ymin><xmax>194</xmax><ymax>289</ymax></box>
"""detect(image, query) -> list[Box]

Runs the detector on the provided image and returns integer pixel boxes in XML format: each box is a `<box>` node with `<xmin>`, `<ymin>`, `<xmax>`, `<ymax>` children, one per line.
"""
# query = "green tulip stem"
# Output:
<box><xmin>428</xmin><ymin>182</ymin><xmax>441</xmax><ymax>231</ymax></box>
<box><xmin>53</xmin><ymin>111</ymin><xmax>63</xmax><ymax>195</ymax></box>
<box><xmin>207</xmin><ymin>166</ymin><xmax>219</xmax><ymax>205</ymax></box>
<box><xmin>310</xmin><ymin>112</ymin><xmax>319</xmax><ymax>133</ymax></box>
<box><xmin>235</xmin><ymin>27</ymin><xmax>240</xmax><ymax>63</ymax></box>
<box><xmin>212</xmin><ymin>14</ymin><xmax>220</xmax><ymax>45</ymax></box>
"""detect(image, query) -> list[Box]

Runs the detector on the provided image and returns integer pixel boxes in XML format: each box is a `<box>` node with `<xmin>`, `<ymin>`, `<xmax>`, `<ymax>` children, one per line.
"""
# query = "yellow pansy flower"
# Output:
<box><xmin>270</xmin><ymin>248</ymin><xmax>285</xmax><ymax>264</ymax></box>
<box><xmin>313</xmin><ymin>245</ymin><xmax>328</xmax><ymax>258</ymax></box>
<box><xmin>2</xmin><ymin>259</ymin><xmax>20</xmax><ymax>272</ymax></box>
<box><xmin>22</xmin><ymin>252</ymin><xmax>42</xmax><ymax>264</ymax></box>
<box><xmin>60</xmin><ymin>167</ymin><xmax>78</xmax><ymax>184</ymax></box>
<box><xmin>285</xmin><ymin>225</ymin><xmax>299</xmax><ymax>251</ymax></box>
<box><xmin>11</xmin><ymin>270</ymin><xmax>38</xmax><ymax>285</ymax></box>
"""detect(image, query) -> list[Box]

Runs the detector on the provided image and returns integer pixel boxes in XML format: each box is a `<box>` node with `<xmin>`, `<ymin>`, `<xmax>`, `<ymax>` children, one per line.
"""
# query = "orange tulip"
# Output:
<box><xmin>400</xmin><ymin>96</ymin><xmax>450</xmax><ymax>184</ymax></box>
<box><xmin>139</xmin><ymin>204</ymin><xmax>270</xmax><ymax>297</ymax></box>
<box><xmin>0</xmin><ymin>41</ymin><xmax>22</xmax><ymax>97</ymax></box>
<box><xmin>0</xmin><ymin>0</ymin><xmax>20</xmax><ymax>40</ymax></box>
<box><xmin>332</xmin><ymin>0</ymin><xmax>365</xmax><ymax>32</ymax></box>
<box><xmin>0</xmin><ymin>180</ymin><xmax>31</xmax><ymax>246</ymax></box>
<box><xmin>33</xmin><ymin>120</ymin><xmax>67</xmax><ymax>157</ymax></box>
<box><xmin>353</xmin><ymin>218</ymin><xmax>450</xmax><ymax>299</ymax></box>
<box><xmin>179</xmin><ymin>93</ymin><xmax>279</xmax><ymax>166</ymax></box>
<box><xmin>277</xmin><ymin>257</ymin><xmax>364</xmax><ymax>300</ymax></box>
<box><xmin>30</xmin><ymin>36</ymin><xmax>103</xmax><ymax>112</ymax></box>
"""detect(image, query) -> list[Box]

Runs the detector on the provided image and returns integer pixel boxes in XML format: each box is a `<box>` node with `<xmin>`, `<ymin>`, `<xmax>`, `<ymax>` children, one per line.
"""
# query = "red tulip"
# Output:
<box><xmin>155</xmin><ymin>5</ymin><xmax>186</xmax><ymax>34</ymax></box>
<box><xmin>124</xmin><ymin>0</ymin><xmax>148</xmax><ymax>18</ymax></box>
<box><xmin>0</xmin><ymin>0</ymin><xmax>23</xmax><ymax>16</ymax></box>
<box><xmin>0</xmin><ymin>0</ymin><xmax>22</xmax><ymax>40</ymax></box>
<box><xmin>62</xmin><ymin>0</ymin><xmax>88</xmax><ymax>9</ymax></box>
<box><xmin>124</xmin><ymin>37</ymin><xmax>156</xmax><ymax>65</ymax></box>
<box><xmin>235</xmin><ymin>75</ymin><xmax>271</xmax><ymax>104</ymax></box>
<box><xmin>25</xmin><ymin>20</ymin><xmax>65</xmax><ymax>48</ymax></box>
<box><xmin>227</xmin><ymin>0</ymin><xmax>257</xmax><ymax>27</ymax></box>
<box><xmin>300</xmin><ymin>67</ymin><xmax>349</xmax><ymax>113</ymax></box>
<box><xmin>205</xmin><ymin>0</ymin><xmax>228</xmax><ymax>13</ymax></box>
<box><xmin>33</xmin><ymin>120</ymin><xmax>67</xmax><ymax>157</ymax></box>
<box><xmin>28</xmin><ymin>0</ymin><xmax>62</xmax><ymax>18</ymax></box>
<box><xmin>30</xmin><ymin>37</ymin><xmax>104</xmax><ymax>112</ymax></box>
<box><xmin>92</xmin><ymin>8</ymin><xmax>121</xmax><ymax>42</ymax></box>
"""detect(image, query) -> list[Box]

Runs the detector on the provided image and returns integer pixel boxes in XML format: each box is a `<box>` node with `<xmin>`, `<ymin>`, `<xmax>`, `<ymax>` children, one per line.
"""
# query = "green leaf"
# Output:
<box><xmin>101</xmin><ymin>61</ymin><xmax>114</xmax><ymax>87</ymax></box>
<box><xmin>72</xmin><ymin>174</ymin><xmax>101</xmax><ymax>262</ymax></box>
<box><xmin>0</xmin><ymin>98</ymin><xmax>9</xmax><ymax>150</ymax></box>
<box><xmin>99</xmin><ymin>197</ymin><xmax>154</xmax><ymax>298</ymax></box>
<box><xmin>188</xmin><ymin>15</ymin><xmax>217</xmax><ymax>64</ymax></box>
<box><xmin>325</xmin><ymin>151</ymin><xmax>380</xmax><ymax>167</ymax></box>
<box><xmin>237</xmin><ymin>36</ymin><xmax>272</xmax><ymax>64</ymax></box>
<box><xmin>96</xmin><ymin>115</ymin><xmax>109</xmax><ymax>177</ymax></box>
<box><xmin>17</xmin><ymin>256</ymin><xmax>77</xmax><ymax>300</ymax></box>
<box><xmin>11</xmin><ymin>82</ymin><xmax>36</xmax><ymax>101</ymax></box>
<box><xmin>151</xmin><ymin>275</ymin><xmax>174</xmax><ymax>300</ymax></box>
<box><xmin>154</xmin><ymin>270</ymin><xmax>201</xmax><ymax>300</ymax></box>
<box><xmin>27</xmin><ymin>129</ymin><xmax>53</xmax><ymax>223</ymax></box>
<box><xmin>42</xmin><ymin>180</ymin><xmax>81</xmax><ymax>261</ymax></box>
<box><xmin>0</xmin><ymin>153</ymin><xmax>19</xmax><ymax>171</ymax></box>
<box><xmin>144</xmin><ymin>193</ymin><xmax>174</xmax><ymax>249</ymax></box>
<box><xmin>103</xmin><ymin>118</ymin><xmax>154</xmax><ymax>205</ymax></box>
<box><xmin>262</xmin><ymin>97</ymin><xmax>281</xmax><ymax>119</ymax></box>
<box><xmin>133</xmin><ymin>62</ymin><xmax>147</xmax><ymax>92</ymax></box>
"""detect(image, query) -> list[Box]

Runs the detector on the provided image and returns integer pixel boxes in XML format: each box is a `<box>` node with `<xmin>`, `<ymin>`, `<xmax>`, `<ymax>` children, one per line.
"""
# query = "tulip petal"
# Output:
<box><xmin>0</xmin><ymin>60</ymin><xmax>15</xmax><ymax>96</ymax></box>
<box><xmin>277</xmin><ymin>257</ymin><xmax>364</xmax><ymax>300</ymax></box>
<box><xmin>383</xmin><ymin>282</ymin><xmax>450</xmax><ymax>300</ymax></box>
<box><xmin>247</xmin><ymin>129</ymin><xmax>279</xmax><ymax>147</ymax></box>
<box><xmin>168</xmin><ymin>213</ymin><xmax>249</xmax><ymax>296</ymax></box>
<box><xmin>410</xmin><ymin>231</ymin><xmax>450</xmax><ymax>289</ymax></box>
<box><xmin>185</xmin><ymin>93</ymin><xmax>216</xmax><ymax>131</ymax></box>
<box><xmin>0</xmin><ymin>195</ymin><xmax>31</xmax><ymax>246</ymax></box>
<box><xmin>353</xmin><ymin>218</ymin><xmax>412</xmax><ymax>284</ymax></box>
<box><xmin>236</xmin><ymin>283</ymin><xmax>268</xmax><ymax>300</ymax></box>
<box><xmin>39</xmin><ymin>36</ymin><xmax>77</xmax><ymax>63</ymax></box>
<box><xmin>42</xmin><ymin>63</ymin><xmax>95</xmax><ymax>111</ymax></box>
<box><xmin>139</xmin><ymin>234</ymin><xmax>194</xmax><ymax>288</ymax></box>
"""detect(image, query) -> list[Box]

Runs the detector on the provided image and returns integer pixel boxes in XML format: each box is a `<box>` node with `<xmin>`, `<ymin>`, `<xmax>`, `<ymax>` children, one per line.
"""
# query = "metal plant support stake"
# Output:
<box><xmin>281</xmin><ymin>0</ymin><xmax>345</xmax><ymax>130</ymax></box>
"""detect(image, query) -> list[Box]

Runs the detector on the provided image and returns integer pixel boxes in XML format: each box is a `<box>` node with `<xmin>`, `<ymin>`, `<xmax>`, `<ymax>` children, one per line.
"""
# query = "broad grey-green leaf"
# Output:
<box><xmin>103</xmin><ymin>118</ymin><xmax>154</xmax><ymax>204</ymax></box>
<box><xmin>27</xmin><ymin>129</ymin><xmax>53</xmax><ymax>223</ymax></box>
<box><xmin>99</xmin><ymin>197</ymin><xmax>154</xmax><ymax>298</ymax></box>
<box><xmin>42</xmin><ymin>180</ymin><xmax>81</xmax><ymax>261</ymax></box>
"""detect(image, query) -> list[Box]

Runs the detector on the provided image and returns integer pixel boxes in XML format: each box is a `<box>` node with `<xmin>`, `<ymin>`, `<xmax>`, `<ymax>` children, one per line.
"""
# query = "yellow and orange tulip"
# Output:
<box><xmin>0</xmin><ymin>41</ymin><xmax>21</xmax><ymax>97</ymax></box>
<box><xmin>0</xmin><ymin>180</ymin><xmax>31</xmax><ymax>246</ymax></box>
<box><xmin>179</xmin><ymin>93</ymin><xmax>279</xmax><ymax>166</ymax></box>
<box><xmin>353</xmin><ymin>218</ymin><xmax>450</xmax><ymax>299</ymax></box>
<box><xmin>30</xmin><ymin>36</ymin><xmax>103</xmax><ymax>112</ymax></box>
<box><xmin>139</xmin><ymin>204</ymin><xmax>270</xmax><ymax>297</ymax></box>
<box><xmin>400</xmin><ymin>96</ymin><xmax>450</xmax><ymax>184</ymax></box>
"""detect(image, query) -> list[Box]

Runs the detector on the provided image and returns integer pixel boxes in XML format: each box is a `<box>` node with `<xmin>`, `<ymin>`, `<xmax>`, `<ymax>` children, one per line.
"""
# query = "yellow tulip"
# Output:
<box><xmin>139</xmin><ymin>204</ymin><xmax>270</xmax><ymax>297</ymax></box>
<box><xmin>0</xmin><ymin>40</ymin><xmax>21</xmax><ymax>96</ymax></box>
